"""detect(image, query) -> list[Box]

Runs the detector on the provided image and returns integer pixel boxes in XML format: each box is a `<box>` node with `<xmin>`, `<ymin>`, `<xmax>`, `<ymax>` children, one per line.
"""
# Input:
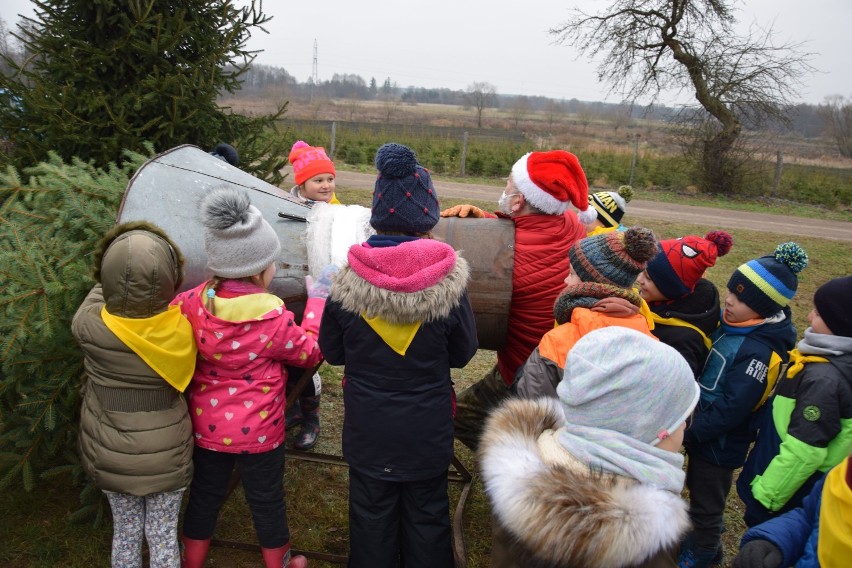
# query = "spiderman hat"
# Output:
<box><xmin>645</xmin><ymin>231</ymin><xmax>733</xmax><ymax>300</ymax></box>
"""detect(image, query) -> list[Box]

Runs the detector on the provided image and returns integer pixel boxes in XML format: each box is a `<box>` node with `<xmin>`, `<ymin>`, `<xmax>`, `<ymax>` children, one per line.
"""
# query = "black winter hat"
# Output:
<box><xmin>210</xmin><ymin>143</ymin><xmax>239</xmax><ymax>167</ymax></box>
<box><xmin>813</xmin><ymin>275</ymin><xmax>852</xmax><ymax>337</ymax></box>
<box><xmin>370</xmin><ymin>143</ymin><xmax>439</xmax><ymax>234</ymax></box>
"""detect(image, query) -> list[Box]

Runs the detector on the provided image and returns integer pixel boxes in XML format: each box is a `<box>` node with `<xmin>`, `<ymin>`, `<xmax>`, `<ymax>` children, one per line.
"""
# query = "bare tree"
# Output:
<box><xmin>465</xmin><ymin>82</ymin><xmax>496</xmax><ymax>128</ymax></box>
<box><xmin>550</xmin><ymin>0</ymin><xmax>814</xmax><ymax>193</ymax></box>
<box><xmin>818</xmin><ymin>95</ymin><xmax>852</xmax><ymax>158</ymax></box>
<box><xmin>343</xmin><ymin>97</ymin><xmax>362</xmax><ymax>122</ymax></box>
<box><xmin>544</xmin><ymin>99</ymin><xmax>564</xmax><ymax>128</ymax></box>
<box><xmin>508</xmin><ymin>95</ymin><xmax>530</xmax><ymax>129</ymax></box>
<box><xmin>380</xmin><ymin>93</ymin><xmax>401</xmax><ymax>123</ymax></box>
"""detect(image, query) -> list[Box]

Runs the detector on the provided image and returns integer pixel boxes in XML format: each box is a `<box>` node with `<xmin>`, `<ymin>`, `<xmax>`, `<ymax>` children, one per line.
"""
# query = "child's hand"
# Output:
<box><xmin>306</xmin><ymin>264</ymin><xmax>338</xmax><ymax>299</ymax></box>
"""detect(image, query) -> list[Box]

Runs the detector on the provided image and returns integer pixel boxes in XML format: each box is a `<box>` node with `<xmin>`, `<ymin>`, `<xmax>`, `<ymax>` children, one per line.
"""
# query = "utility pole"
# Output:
<box><xmin>310</xmin><ymin>39</ymin><xmax>318</xmax><ymax>103</ymax></box>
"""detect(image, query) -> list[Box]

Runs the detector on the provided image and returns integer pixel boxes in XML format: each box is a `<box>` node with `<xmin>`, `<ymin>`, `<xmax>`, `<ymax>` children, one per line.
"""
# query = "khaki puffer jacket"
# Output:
<box><xmin>74</xmin><ymin>222</ymin><xmax>193</xmax><ymax>496</ymax></box>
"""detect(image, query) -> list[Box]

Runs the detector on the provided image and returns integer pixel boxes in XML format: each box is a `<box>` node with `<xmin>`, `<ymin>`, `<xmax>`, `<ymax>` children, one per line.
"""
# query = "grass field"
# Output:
<box><xmin>2</xmin><ymin>186</ymin><xmax>850</xmax><ymax>567</ymax></box>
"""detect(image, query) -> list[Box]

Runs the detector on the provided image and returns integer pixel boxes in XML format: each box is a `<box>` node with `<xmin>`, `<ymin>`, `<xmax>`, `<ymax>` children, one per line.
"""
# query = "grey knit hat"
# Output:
<box><xmin>200</xmin><ymin>187</ymin><xmax>281</xmax><ymax>279</ymax></box>
<box><xmin>557</xmin><ymin>327</ymin><xmax>699</xmax><ymax>446</ymax></box>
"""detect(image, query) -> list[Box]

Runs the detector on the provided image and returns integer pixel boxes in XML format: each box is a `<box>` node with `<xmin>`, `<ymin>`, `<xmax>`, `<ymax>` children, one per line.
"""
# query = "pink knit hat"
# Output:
<box><xmin>288</xmin><ymin>140</ymin><xmax>336</xmax><ymax>186</ymax></box>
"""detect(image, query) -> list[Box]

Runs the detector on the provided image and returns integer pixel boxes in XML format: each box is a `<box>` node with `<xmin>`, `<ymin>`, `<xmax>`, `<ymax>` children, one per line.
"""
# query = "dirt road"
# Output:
<box><xmin>328</xmin><ymin>169</ymin><xmax>852</xmax><ymax>242</ymax></box>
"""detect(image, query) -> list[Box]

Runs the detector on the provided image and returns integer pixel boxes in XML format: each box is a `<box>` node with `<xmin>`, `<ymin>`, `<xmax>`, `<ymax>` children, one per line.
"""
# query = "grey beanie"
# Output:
<box><xmin>200</xmin><ymin>187</ymin><xmax>281</xmax><ymax>279</ymax></box>
<box><xmin>557</xmin><ymin>327</ymin><xmax>699</xmax><ymax>446</ymax></box>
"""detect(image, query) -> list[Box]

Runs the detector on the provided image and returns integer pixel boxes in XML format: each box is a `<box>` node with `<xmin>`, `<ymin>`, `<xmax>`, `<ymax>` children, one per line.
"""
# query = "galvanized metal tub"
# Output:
<box><xmin>116</xmin><ymin>145</ymin><xmax>514</xmax><ymax>350</ymax></box>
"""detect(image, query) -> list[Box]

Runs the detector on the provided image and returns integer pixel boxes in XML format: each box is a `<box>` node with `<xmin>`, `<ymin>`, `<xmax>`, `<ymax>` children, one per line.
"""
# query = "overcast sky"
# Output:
<box><xmin>3</xmin><ymin>0</ymin><xmax>850</xmax><ymax>105</ymax></box>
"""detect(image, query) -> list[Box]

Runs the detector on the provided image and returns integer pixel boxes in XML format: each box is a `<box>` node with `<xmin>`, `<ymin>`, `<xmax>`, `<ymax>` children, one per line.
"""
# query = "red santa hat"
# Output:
<box><xmin>511</xmin><ymin>150</ymin><xmax>596</xmax><ymax>223</ymax></box>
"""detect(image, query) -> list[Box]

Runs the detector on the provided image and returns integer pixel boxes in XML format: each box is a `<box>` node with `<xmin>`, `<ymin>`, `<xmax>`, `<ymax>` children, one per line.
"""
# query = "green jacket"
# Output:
<box><xmin>74</xmin><ymin>224</ymin><xmax>193</xmax><ymax>496</ymax></box>
<box><xmin>738</xmin><ymin>331</ymin><xmax>852</xmax><ymax>522</ymax></box>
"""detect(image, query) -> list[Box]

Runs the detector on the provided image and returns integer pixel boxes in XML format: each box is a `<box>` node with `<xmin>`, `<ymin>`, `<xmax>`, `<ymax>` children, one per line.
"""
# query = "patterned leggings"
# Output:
<box><xmin>104</xmin><ymin>489</ymin><xmax>185</xmax><ymax>568</ymax></box>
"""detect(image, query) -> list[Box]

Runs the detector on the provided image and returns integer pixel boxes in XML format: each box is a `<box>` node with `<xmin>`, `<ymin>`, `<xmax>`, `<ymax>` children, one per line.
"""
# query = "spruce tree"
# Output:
<box><xmin>0</xmin><ymin>149</ymin><xmax>149</xmax><ymax>507</ymax></box>
<box><xmin>0</xmin><ymin>1</ymin><xmax>289</xmax><ymax>184</ymax></box>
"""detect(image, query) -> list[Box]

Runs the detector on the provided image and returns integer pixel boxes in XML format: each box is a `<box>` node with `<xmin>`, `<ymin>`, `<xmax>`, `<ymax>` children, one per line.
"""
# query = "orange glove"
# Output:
<box><xmin>440</xmin><ymin>204</ymin><xmax>491</xmax><ymax>218</ymax></box>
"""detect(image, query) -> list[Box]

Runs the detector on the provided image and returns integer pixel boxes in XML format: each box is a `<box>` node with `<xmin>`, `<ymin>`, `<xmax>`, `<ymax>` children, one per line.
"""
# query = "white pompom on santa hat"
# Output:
<box><xmin>511</xmin><ymin>150</ymin><xmax>597</xmax><ymax>224</ymax></box>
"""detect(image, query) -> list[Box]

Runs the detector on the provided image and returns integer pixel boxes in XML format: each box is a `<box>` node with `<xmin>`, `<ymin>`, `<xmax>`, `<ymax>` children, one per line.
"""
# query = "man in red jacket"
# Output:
<box><xmin>442</xmin><ymin>150</ymin><xmax>593</xmax><ymax>451</ymax></box>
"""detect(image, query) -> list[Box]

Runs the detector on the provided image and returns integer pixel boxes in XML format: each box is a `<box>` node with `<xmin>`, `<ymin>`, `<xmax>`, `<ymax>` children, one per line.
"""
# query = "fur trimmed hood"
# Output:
<box><xmin>479</xmin><ymin>398</ymin><xmax>691</xmax><ymax>568</ymax></box>
<box><xmin>330</xmin><ymin>241</ymin><xmax>470</xmax><ymax>324</ymax></box>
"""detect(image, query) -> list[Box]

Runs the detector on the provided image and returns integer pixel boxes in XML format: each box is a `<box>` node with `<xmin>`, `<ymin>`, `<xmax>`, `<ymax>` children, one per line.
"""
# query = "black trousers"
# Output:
<box><xmin>685</xmin><ymin>452</ymin><xmax>734</xmax><ymax>553</ymax></box>
<box><xmin>182</xmin><ymin>445</ymin><xmax>290</xmax><ymax>548</ymax></box>
<box><xmin>347</xmin><ymin>468</ymin><xmax>453</xmax><ymax>568</ymax></box>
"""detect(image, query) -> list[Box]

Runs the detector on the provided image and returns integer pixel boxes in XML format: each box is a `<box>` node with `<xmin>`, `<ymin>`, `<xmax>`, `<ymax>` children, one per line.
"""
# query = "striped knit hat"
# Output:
<box><xmin>588</xmin><ymin>185</ymin><xmax>634</xmax><ymax>228</ymax></box>
<box><xmin>568</xmin><ymin>226</ymin><xmax>658</xmax><ymax>288</ymax></box>
<box><xmin>289</xmin><ymin>140</ymin><xmax>336</xmax><ymax>186</ymax></box>
<box><xmin>727</xmin><ymin>242</ymin><xmax>808</xmax><ymax>318</ymax></box>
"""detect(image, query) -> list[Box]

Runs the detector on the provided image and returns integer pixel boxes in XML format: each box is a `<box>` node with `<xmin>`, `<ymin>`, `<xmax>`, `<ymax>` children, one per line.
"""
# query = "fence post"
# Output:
<box><xmin>330</xmin><ymin>121</ymin><xmax>337</xmax><ymax>159</ymax></box>
<box><xmin>460</xmin><ymin>131</ymin><xmax>469</xmax><ymax>176</ymax></box>
<box><xmin>772</xmin><ymin>150</ymin><xmax>783</xmax><ymax>197</ymax></box>
<box><xmin>628</xmin><ymin>134</ymin><xmax>640</xmax><ymax>186</ymax></box>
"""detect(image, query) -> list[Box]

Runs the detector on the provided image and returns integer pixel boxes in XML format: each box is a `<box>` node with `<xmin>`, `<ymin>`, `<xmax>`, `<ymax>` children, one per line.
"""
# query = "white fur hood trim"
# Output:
<box><xmin>479</xmin><ymin>397</ymin><xmax>691</xmax><ymax>568</ymax></box>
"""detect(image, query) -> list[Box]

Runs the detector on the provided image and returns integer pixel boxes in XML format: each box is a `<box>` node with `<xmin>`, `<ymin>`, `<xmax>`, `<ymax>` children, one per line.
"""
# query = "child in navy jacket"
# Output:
<box><xmin>678</xmin><ymin>243</ymin><xmax>808</xmax><ymax>568</ymax></box>
<box><xmin>319</xmin><ymin>144</ymin><xmax>478</xmax><ymax>568</ymax></box>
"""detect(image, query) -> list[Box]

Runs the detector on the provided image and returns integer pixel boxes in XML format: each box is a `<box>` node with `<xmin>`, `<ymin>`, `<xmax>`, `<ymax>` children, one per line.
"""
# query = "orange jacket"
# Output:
<box><xmin>516</xmin><ymin>308</ymin><xmax>656</xmax><ymax>399</ymax></box>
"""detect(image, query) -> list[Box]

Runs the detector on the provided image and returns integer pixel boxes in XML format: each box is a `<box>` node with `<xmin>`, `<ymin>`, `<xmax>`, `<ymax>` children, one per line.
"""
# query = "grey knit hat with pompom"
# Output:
<box><xmin>200</xmin><ymin>187</ymin><xmax>281</xmax><ymax>279</ymax></box>
<box><xmin>370</xmin><ymin>143</ymin><xmax>440</xmax><ymax>234</ymax></box>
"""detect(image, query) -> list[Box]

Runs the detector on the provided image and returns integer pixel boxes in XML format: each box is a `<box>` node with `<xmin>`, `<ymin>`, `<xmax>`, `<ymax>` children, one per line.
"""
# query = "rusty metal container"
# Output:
<box><xmin>116</xmin><ymin>145</ymin><xmax>514</xmax><ymax>350</ymax></box>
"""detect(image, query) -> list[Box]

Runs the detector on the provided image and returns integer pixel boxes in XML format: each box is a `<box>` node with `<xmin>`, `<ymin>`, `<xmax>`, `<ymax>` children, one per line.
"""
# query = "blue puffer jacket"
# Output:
<box><xmin>684</xmin><ymin>308</ymin><xmax>797</xmax><ymax>468</ymax></box>
<box><xmin>740</xmin><ymin>473</ymin><xmax>826</xmax><ymax>567</ymax></box>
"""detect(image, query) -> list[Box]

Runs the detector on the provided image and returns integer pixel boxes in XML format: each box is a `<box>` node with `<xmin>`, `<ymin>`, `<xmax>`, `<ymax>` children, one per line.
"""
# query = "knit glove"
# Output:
<box><xmin>732</xmin><ymin>540</ymin><xmax>783</xmax><ymax>568</ymax></box>
<box><xmin>440</xmin><ymin>204</ymin><xmax>489</xmax><ymax>218</ymax></box>
<box><xmin>306</xmin><ymin>264</ymin><xmax>338</xmax><ymax>299</ymax></box>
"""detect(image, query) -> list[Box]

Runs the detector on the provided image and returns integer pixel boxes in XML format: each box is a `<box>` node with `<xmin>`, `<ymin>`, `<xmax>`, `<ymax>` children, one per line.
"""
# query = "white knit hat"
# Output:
<box><xmin>557</xmin><ymin>327</ymin><xmax>699</xmax><ymax>446</ymax></box>
<box><xmin>200</xmin><ymin>187</ymin><xmax>281</xmax><ymax>279</ymax></box>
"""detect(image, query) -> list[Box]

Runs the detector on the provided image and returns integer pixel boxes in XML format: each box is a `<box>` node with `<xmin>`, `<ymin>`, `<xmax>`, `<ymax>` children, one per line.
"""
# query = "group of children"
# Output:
<box><xmin>72</xmin><ymin>140</ymin><xmax>851</xmax><ymax>568</ymax></box>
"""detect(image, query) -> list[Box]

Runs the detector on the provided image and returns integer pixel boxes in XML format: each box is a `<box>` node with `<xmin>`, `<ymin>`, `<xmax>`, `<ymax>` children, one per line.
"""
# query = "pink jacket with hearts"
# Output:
<box><xmin>172</xmin><ymin>281</ymin><xmax>324</xmax><ymax>453</ymax></box>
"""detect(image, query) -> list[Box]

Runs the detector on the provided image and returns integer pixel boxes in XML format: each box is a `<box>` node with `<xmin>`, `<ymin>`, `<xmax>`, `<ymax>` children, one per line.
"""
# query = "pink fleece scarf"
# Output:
<box><xmin>347</xmin><ymin>239</ymin><xmax>456</xmax><ymax>292</ymax></box>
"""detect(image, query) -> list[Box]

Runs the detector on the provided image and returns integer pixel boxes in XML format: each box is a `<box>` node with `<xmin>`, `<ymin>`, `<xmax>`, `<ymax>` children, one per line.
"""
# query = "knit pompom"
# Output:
<box><xmin>774</xmin><ymin>242</ymin><xmax>808</xmax><ymax>274</ymax></box>
<box><xmin>201</xmin><ymin>187</ymin><xmax>251</xmax><ymax>230</ymax></box>
<box><xmin>705</xmin><ymin>230</ymin><xmax>733</xmax><ymax>257</ymax></box>
<box><xmin>375</xmin><ymin>143</ymin><xmax>418</xmax><ymax>178</ymax></box>
<box><xmin>623</xmin><ymin>226</ymin><xmax>658</xmax><ymax>263</ymax></box>
<box><xmin>617</xmin><ymin>185</ymin><xmax>635</xmax><ymax>203</ymax></box>
<box><xmin>291</xmin><ymin>140</ymin><xmax>310</xmax><ymax>152</ymax></box>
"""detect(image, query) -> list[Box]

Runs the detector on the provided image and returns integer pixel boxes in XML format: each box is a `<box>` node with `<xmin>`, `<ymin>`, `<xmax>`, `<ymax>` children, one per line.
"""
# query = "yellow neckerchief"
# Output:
<box><xmin>206</xmin><ymin>285</ymin><xmax>284</xmax><ymax>321</ymax></box>
<box><xmin>818</xmin><ymin>458</ymin><xmax>852</xmax><ymax>566</ymax></box>
<box><xmin>586</xmin><ymin>225</ymin><xmax>617</xmax><ymax>237</ymax></box>
<box><xmin>101</xmin><ymin>305</ymin><xmax>197</xmax><ymax>392</ymax></box>
<box><xmin>329</xmin><ymin>193</ymin><xmax>341</xmax><ymax>204</ymax></box>
<box><xmin>786</xmin><ymin>347</ymin><xmax>829</xmax><ymax>379</ymax></box>
<box><xmin>650</xmin><ymin>312</ymin><xmax>711</xmax><ymax>349</ymax></box>
<box><xmin>637</xmin><ymin>296</ymin><xmax>656</xmax><ymax>331</ymax></box>
<box><xmin>362</xmin><ymin>313</ymin><xmax>421</xmax><ymax>356</ymax></box>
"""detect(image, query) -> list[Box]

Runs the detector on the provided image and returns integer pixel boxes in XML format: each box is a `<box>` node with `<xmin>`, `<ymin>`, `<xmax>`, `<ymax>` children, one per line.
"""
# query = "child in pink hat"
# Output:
<box><xmin>285</xmin><ymin>140</ymin><xmax>340</xmax><ymax>449</ymax></box>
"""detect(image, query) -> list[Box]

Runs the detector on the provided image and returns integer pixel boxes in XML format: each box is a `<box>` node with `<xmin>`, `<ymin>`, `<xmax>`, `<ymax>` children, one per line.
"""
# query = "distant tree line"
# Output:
<box><xmin>234</xmin><ymin>62</ymin><xmax>847</xmax><ymax>146</ymax></box>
